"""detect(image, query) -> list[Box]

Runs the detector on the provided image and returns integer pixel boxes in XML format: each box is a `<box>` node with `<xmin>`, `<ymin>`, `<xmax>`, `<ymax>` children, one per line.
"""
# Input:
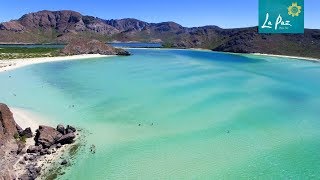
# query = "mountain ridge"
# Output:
<box><xmin>0</xmin><ymin>10</ymin><xmax>319</xmax><ymax>58</ymax></box>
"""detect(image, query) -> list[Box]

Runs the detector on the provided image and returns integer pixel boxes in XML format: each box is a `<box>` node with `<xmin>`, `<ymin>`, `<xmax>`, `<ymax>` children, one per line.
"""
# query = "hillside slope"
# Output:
<box><xmin>0</xmin><ymin>10</ymin><xmax>319</xmax><ymax>58</ymax></box>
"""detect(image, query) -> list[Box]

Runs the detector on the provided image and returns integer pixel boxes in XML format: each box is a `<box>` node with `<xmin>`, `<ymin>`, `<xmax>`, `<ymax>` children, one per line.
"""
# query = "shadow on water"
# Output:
<box><xmin>173</xmin><ymin>50</ymin><xmax>266</xmax><ymax>64</ymax></box>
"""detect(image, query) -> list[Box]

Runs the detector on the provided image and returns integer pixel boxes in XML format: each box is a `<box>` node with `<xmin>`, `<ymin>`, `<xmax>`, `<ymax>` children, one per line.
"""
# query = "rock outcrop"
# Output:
<box><xmin>61</xmin><ymin>39</ymin><xmax>130</xmax><ymax>56</ymax></box>
<box><xmin>0</xmin><ymin>103</ymin><xmax>18</xmax><ymax>139</ymax></box>
<box><xmin>34</xmin><ymin>124</ymin><xmax>76</xmax><ymax>148</ymax></box>
<box><xmin>0</xmin><ymin>103</ymin><xmax>78</xmax><ymax>180</ymax></box>
<box><xmin>0</xmin><ymin>21</ymin><xmax>25</xmax><ymax>32</ymax></box>
<box><xmin>19</xmin><ymin>123</ymin><xmax>77</xmax><ymax>179</ymax></box>
<box><xmin>56</xmin><ymin>124</ymin><xmax>65</xmax><ymax>134</ymax></box>
<box><xmin>21</xmin><ymin>127</ymin><xmax>33</xmax><ymax>138</ymax></box>
<box><xmin>57</xmin><ymin>132</ymin><xmax>76</xmax><ymax>145</ymax></box>
<box><xmin>0</xmin><ymin>103</ymin><xmax>19</xmax><ymax>179</ymax></box>
<box><xmin>35</xmin><ymin>126</ymin><xmax>63</xmax><ymax>148</ymax></box>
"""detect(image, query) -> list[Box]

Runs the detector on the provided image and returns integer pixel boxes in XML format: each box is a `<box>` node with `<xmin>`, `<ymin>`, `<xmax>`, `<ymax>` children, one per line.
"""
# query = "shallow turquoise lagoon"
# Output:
<box><xmin>1</xmin><ymin>49</ymin><xmax>320</xmax><ymax>179</ymax></box>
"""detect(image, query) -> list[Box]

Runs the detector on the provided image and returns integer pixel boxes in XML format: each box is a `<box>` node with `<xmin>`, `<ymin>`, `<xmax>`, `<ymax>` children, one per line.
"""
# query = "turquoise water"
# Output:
<box><xmin>1</xmin><ymin>49</ymin><xmax>320</xmax><ymax>179</ymax></box>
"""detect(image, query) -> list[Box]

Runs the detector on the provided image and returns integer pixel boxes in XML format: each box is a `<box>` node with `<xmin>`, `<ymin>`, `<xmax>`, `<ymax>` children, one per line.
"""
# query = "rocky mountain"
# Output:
<box><xmin>0</xmin><ymin>10</ymin><xmax>319</xmax><ymax>58</ymax></box>
<box><xmin>212</xmin><ymin>27</ymin><xmax>320</xmax><ymax>59</ymax></box>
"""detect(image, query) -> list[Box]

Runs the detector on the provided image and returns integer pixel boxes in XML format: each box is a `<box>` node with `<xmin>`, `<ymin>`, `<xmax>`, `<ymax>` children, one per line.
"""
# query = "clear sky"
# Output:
<box><xmin>0</xmin><ymin>0</ymin><xmax>319</xmax><ymax>29</ymax></box>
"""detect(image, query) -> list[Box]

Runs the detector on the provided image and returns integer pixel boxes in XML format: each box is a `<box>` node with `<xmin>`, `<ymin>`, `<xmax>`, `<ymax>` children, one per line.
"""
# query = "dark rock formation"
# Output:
<box><xmin>24</xmin><ymin>124</ymin><xmax>77</xmax><ymax>179</ymax></box>
<box><xmin>27</xmin><ymin>145</ymin><xmax>42</xmax><ymax>154</ymax></box>
<box><xmin>35</xmin><ymin>126</ymin><xmax>62</xmax><ymax>148</ymax></box>
<box><xmin>0</xmin><ymin>103</ymin><xmax>18</xmax><ymax>139</ymax></box>
<box><xmin>57</xmin><ymin>124</ymin><xmax>65</xmax><ymax>135</ymax></box>
<box><xmin>16</xmin><ymin>124</ymin><xmax>24</xmax><ymax>135</ymax></box>
<box><xmin>57</xmin><ymin>132</ymin><xmax>76</xmax><ymax>145</ymax></box>
<box><xmin>21</xmin><ymin>127</ymin><xmax>33</xmax><ymax>138</ymax></box>
<box><xmin>115</xmin><ymin>48</ymin><xmax>131</xmax><ymax>56</ymax></box>
<box><xmin>0</xmin><ymin>104</ymin><xmax>27</xmax><ymax>179</ymax></box>
<box><xmin>0</xmin><ymin>103</ymin><xmax>20</xmax><ymax>179</ymax></box>
<box><xmin>33</xmin><ymin>124</ymin><xmax>76</xmax><ymax>149</ymax></box>
<box><xmin>17</xmin><ymin>142</ymin><xmax>26</xmax><ymax>155</ymax></box>
<box><xmin>61</xmin><ymin>159</ymin><xmax>68</xmax><ymax>165</ymax></box>
<box><xmin>61</xmin><ymin>39</ymin><xmax>130</xmax><ymax>56</ymax></box>
<box><xmin>22</xmin><ymin>164</ymin><xmax>41</xmax><ymax>179</ymax></box>
<box><xmin>66</xmin><ymin>125</ymin><xmax>76</xmax><ymax>133</ymax></box>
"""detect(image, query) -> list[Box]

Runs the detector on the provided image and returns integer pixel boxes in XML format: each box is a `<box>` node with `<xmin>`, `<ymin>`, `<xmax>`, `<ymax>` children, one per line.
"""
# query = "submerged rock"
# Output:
<box><xmin>61</xmin><ymin>159</ymin><xmax>68</xmax><ymax>165</ymax></box>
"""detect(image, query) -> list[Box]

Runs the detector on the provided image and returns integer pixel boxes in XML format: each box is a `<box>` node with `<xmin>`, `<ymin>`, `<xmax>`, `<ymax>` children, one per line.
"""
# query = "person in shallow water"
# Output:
<box><xmin>90</xmin><ymin>145</ymin><xmax>96</xmax><ymax>154</ymax></box>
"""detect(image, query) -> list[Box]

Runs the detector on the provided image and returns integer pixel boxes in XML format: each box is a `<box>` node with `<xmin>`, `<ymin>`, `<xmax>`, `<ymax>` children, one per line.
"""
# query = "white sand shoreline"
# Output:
<box><xmin>249</xmin><ymin>53</ymin><xmax>320</xmax><ymax>62</ymax></box>
<box><xmin>11</xmin><ymin>107</ymin><xmax>50</xmax><ymax>131</ymax></box>
<box><xmin>0</xmin><ymin>54</ymin><xmax>113</xmax><ymax>73</ymax></box>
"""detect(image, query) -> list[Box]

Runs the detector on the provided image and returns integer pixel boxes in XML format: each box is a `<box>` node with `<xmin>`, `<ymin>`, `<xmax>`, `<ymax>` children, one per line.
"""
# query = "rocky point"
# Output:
<box><xmin>0</xmin><ymin>103</ymin><xmax>78</xmax><ymax>180</ymax></box>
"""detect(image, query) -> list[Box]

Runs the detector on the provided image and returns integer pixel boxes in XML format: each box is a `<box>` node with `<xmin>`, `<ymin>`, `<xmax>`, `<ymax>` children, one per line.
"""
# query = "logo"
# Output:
<box><xmin>288</xmin><ymin>2</ymin><xmax>302</xmax><ymax>17</ymax></box>
<box><xmin>259</xmin><ymin>0</ymin><xmax>304</xmax><ymax>34</ymax></box>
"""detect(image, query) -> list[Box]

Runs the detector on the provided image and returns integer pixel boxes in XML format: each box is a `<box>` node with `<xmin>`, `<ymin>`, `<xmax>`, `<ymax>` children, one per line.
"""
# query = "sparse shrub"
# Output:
<box><xmin>13</xmin><ymin>133</ymin><xmax>20</xmax><ymax>139</ymax></box>
<box><xmin>20</xmin><ymin>135</ymin><xmax>27</xmax><ymax>143</ymax></box>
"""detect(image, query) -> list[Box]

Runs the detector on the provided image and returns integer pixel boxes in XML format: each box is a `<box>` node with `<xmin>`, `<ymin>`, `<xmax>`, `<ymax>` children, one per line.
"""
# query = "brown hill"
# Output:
<box><xmin>0</xmin><ymin>10</ymin><xmax>319</xmax><ymax>58</ymax></box>
<box><xmin>61</xmin><ymin>39</ymin><xmax>130</xmax><ymax>56</ymax></box>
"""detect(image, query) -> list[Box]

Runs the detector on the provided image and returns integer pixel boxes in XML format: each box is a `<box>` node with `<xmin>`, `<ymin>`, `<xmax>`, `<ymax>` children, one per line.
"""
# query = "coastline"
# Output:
<box><xmin>247</xmin><ymin>53</ymin><xmax>320</xmax><ymax>62</ymax></box>
<box><xmin>0</xmin><ymin>54</ymin><xmax>113</xmax><ymax>73</ymax></box>
<box><xmin>2</xmin><ymin>106</ymin><xmax>80</xmax><ymax>179</ymax></box>
<box><xmin>1</xmin><ymin>47</ymin><xmax>319</xmax><ymax>68</ymax></box>
<box><xmin>124</xmin><ymin>48</ymin><xmax>320</xmax><ymax>62</ymax></box>
<box><xmin>0</xmin><ymin>53</ymin><xmax>110</xmax><ymax>179</ymax></box>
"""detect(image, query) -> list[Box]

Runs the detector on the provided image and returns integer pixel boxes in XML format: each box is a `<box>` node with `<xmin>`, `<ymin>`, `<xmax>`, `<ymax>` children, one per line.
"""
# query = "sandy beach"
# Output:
<box><xmin>11</xmin><ymin>107</ymin><xmax>50</xmax><ymax>132</ymax></box>
<box><xmin>0</xmin><ymin>54</ymin><xmax>113</xmax><ymax>73</ymax></box>
<box><xmin>250</xmin><ymin>53</ymin><xmax>320</xmax><ymax>62</ymax></box>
